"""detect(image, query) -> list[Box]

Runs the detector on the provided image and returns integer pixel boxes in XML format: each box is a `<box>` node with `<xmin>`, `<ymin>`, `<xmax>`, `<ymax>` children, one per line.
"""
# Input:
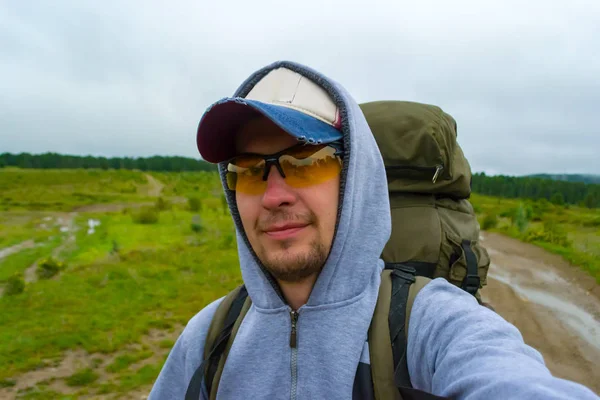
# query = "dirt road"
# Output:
<box><xmin>480</xmin><ymin>232</ymin><xmax>600</xmax><ymax>394</ymax></box>
<box><xmin>144</xmin><ymin>173</ymin><xmax>164</xmax><ymax>197</ymax></box>
<box><xmin>0</xmin><ymin>240</ymin><xmax>35</xmax><ymax>261</ymax></box>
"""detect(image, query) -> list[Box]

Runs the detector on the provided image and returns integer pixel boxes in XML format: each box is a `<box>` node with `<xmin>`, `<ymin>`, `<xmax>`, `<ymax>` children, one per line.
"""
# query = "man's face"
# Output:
<box><xmin>234</xmin><ymin>117</ymin><xmax>340</xmax><ymax>283</ymax></box>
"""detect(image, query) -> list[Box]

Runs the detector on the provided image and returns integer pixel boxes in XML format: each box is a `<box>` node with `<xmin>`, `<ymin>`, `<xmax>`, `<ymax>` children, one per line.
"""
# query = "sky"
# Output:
<box><xmin>1</xmin><ymin>0</ymin><xmax>599</xmax><ymax>176</ymax></box>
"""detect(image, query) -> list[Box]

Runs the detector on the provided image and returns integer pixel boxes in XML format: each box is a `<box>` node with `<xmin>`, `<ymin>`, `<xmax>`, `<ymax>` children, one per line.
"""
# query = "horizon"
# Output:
<box><xmin>2</xmin><ymin>151</ymin><xmax>599</xmax><ymax>179</ymax></box>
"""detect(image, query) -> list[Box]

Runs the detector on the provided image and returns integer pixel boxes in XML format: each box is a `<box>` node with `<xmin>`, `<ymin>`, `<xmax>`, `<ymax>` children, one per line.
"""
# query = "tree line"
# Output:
<box><xmin>1</xmin><ymin>153</ymin><xmax>598</xmax><ymax>208</ymax></box>
<box><xmin>529</xmin><ymin>173</ymin><xmax>600</xmax><ymax>185</ymax></box>
<box><xmin>471</xmin><ymin>173</ymin><xmax>599</xmax><ymax>208</ymax></box>
<box><xmin>0</xmin><ymin>152</ymin><xmax>217</xmax><ymax>172</ymax></box>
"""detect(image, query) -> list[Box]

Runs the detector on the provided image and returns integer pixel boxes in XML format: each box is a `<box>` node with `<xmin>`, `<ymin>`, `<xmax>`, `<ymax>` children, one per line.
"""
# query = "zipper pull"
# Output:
<box><xmin>432</xmin><ymin>165</ymin><xmax>443</xmax><ymax>184</ymax></box>
<box><xmin>290</xmin><ymin>311</ymin><xmax>299</xmax><ymax>348</ymax></box>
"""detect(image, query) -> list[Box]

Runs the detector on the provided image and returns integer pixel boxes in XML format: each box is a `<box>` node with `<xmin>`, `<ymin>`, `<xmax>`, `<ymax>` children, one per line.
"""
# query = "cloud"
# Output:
<box><xmin>1</xmin><ymin>0</ymin><xmax>599</xmax><ymax>175</ymax></box>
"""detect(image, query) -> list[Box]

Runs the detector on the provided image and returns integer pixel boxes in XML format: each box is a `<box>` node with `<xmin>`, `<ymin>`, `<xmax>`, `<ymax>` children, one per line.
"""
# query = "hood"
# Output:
<box><xmin>218</xmin><ymin>61</ymin><xmax>391</xmax><ymax>309</ymax></box>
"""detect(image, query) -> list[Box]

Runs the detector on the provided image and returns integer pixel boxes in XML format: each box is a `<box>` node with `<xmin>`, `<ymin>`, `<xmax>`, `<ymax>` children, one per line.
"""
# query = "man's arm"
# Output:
<box><xmin>407</xmin><ymin>278</ymin><xmax>599</xmax><ymax>400</ymax></box>
<box><xmin>148</xmin><ymin>297</ymin><xmax>224</xmax><ymax>400</ymax></box>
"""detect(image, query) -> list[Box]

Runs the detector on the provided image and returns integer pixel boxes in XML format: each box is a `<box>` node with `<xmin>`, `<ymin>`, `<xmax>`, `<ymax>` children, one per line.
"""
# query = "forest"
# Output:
<box><xmin>0</xmin><ymin>152</ymin><xmax>216</xmax><ymax>172</ymax></box>
<box><xmin>471</xmin><ymin>173</ymin><xmax>599</xmax><ymax>208</ymax></box>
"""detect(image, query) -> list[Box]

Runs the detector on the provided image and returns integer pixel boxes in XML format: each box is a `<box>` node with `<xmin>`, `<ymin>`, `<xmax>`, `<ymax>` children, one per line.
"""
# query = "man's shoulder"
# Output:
<box><xmin>179</xmin><ymin>296</ymin><xmax>226</xmax><ymax>352</ymax></box>
<box><xmin>415</xmin><ymin>277</ymin><xmax>480</xmax><ymax>305</ymax></box>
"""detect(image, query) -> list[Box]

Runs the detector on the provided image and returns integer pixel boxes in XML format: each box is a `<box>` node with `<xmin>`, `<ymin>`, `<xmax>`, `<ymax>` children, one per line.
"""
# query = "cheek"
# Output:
<box><xmin>235</xmin><ymin>194</ymin><xmax>260</xmax><ymax>235</ymax></box>
<box><xmin>303</xmin><ymin>179</ymin><xmax>340</xmax><ymax>229</ymax></box>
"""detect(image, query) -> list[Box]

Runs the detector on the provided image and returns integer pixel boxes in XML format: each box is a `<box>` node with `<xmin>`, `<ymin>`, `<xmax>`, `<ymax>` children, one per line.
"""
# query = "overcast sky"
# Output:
<box><xmin>1</xmin><ymin>0</ymin><xmax>599</xmax><ymax>176</ymax></box>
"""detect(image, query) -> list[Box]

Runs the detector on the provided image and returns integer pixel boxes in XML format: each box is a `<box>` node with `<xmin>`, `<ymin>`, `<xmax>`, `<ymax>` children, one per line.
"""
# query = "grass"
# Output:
<box><xmin>158</xmin><ymin>339</ymin><xmax>175</xmax><ymax>349</ymax></box>
<box><xmin>0</xmin><ymin>168</ymin><xmax>152</xmax><ymax>211</ymax></box>
<box><xmin>148</xmin><ymin>171</ymin><xmax>222</xmax><ymax>198</ymax></box>
<box><xmin>65</xmin><ymin>369</ymin><xmax>98</xmax><ymax>387</ymax></box>
<box><xmin>471</xmin><ymin>193</ymin><xmax>600</xmax><ymax>282</ymax></box>
<box><xmin>0</xmin><ymin>236</ymin><xmax>63</xmax><ymax>282</ymax></box>
<box><xmin>15</xmin><ymin>387</ymin><xmax>71</xmax><ymax>400</ymax></box>
<box><xmin>0</xmin><ymin>226</ymin><xmax>240</xmax><ymax>379</ymax></box>
<box><xmin>117</xmin><ymin>362</ymin><xmax>164</xmax><ymax>391</ymax></box>
<box><xmin>0</xmin><ymin>378</ymin><xmax>16</xmax><ymax>388</ymax></box>
<box><xmin>0</xmin><ymin>169</ymin><xmax>241</xmax><ymax>390</ymax></box>
<box><xmin>0</xmin><ymin>212</ymin><xmax>62</xmax><ymax>248</ymax></box>
<box><xmin>105</xmin><ymin>350</ymin><xmax>153</xmax><ymax>373</ymax></box>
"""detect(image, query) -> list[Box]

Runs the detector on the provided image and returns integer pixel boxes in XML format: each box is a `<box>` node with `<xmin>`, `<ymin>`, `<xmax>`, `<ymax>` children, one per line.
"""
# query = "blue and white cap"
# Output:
<box><xmin>196</xmin><ymin>67</ymin><xmax>343</xmax><ymax>163</ymax></box>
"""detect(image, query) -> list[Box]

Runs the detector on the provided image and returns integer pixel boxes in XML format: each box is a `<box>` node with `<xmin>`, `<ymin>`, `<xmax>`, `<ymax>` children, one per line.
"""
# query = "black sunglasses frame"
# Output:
<box><xmin>226</xmin><ymin>141</ymin><xmax>344</xmax><ymax>182</ymax></box>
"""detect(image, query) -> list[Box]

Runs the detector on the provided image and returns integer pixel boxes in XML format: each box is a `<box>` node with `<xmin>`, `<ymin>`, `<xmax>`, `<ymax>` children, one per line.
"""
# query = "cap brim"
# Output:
<box><xmin>196</xmin><ymin>98</ymin><xmax>343</xmax><ymax>163</ymax></box>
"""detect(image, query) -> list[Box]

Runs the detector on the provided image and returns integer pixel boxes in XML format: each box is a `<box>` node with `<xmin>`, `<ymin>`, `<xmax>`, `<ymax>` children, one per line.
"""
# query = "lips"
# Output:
<box><xmin>263</xmin><ymin>223</ymin><xmax>308</xmax><ymax>240</ymax></box>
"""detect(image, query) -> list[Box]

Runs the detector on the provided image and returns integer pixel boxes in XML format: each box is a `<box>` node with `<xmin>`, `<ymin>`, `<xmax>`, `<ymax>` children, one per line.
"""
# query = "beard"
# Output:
<box><xmin>261</xmin><ymin>239</ymin><xmax>328</xmax><ymax>283</ymax></box>
<box><xmin>255</xmin><ymin>210</ymin><xmax>329</xmax><ymax>283</ymax></box>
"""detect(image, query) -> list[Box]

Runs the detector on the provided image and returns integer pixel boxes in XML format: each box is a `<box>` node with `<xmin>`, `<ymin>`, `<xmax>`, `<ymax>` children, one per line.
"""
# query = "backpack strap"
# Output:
<box><xmin>387</xmin><ymin>264</ymin><xmax>416</xmax><ymax>388</ymax></box>
<box><xmin>369</xmin><ymin>268</ymin><xmax>399</xmax><ymax>400</ymax></box>
<box><xmin>370</xmin><ymin>263</ymin><xmax>437</xmax><ymax>400</ymax></box>
<box><xmin>395</xmin><ymin>260</ymin><xmax>437</xmax><ymax>280</ymax></box>
<box><xmin>185</xmin><ymin>285</ymin><xmax>251</xmax><ymax>400</ymax></box>
<box><xmin>459</xmin><ymin>240</ymin><xmax>480</xmax><ymax>296</ymax></box>
<box><xmin>189</xmin><ymin>270</ymin><xmax>444</xmax><ymax>400</ymax></box>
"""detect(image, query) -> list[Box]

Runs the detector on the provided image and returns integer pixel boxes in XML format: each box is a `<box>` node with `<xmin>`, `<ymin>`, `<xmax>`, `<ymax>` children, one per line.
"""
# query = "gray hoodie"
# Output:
<box><xmin>149</xmin><ymin>61</ymin><xmax>599</xmax><ymax>400</ymax></box>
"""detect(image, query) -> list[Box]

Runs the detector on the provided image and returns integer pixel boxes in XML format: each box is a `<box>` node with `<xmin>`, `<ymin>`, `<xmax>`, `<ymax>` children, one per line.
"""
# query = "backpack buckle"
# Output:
<box><xmin>385</xmin><ymin>263</ymin><xmax>417</xmax><ymax>284</ymax></box>
<box><xmin>461</xmin><ymin>274</ymin><xmax>480</xmax><ymax>296</ymax></box>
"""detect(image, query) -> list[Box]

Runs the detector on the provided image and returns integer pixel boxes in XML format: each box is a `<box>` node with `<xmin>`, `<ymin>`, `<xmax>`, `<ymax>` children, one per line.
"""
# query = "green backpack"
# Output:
<box><xmin>363</xmin><ymin>101</ymin><xmax>490</xmax><ymax>300</ymax></box>
<box><xmin>185</xmin><ymin>101</ymin><xmax>490</xmax><ymax>400</ymax></box>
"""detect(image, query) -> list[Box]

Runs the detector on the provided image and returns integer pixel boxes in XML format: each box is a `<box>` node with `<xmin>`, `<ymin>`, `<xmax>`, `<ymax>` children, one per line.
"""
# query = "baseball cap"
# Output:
<box><xmin>196</xmin><ymin>67</ymin><xmax>343</xmax><ymax>163</ymax></box>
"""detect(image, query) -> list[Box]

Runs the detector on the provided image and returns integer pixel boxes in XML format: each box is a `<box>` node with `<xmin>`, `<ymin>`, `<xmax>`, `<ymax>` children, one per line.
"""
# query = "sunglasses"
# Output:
<box><xmin>225</xmin><ymin>142</ymin><xmax>344</xmax><ymax>195</ymax></box>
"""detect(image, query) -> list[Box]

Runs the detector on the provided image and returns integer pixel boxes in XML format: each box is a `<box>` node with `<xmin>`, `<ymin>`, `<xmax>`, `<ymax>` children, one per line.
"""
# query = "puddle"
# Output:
<box><xmin>489</xmin><ymin>266</ymin><xmax>600</xmax><ymax>351</ymax></box>
<box><xmin>87</xmin><ymin>219</ymin><xmax>101</xmax><ymax>235</ymax></box>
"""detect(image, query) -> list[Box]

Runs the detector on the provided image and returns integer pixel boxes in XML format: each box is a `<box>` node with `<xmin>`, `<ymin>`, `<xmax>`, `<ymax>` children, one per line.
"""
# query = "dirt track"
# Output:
<box><xmin>479</xmin><ymin>232</ymin><xmax>600</xmax><ymax>395</ymax></box>
<box><xmin>144</xmin><ymin>173</ymin><xmax>164</xmax><ymax>197</ymax></box>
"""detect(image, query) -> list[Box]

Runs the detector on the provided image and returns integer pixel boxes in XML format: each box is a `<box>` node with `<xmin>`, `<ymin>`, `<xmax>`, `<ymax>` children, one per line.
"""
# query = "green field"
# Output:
<box><xmin>0</xmin><ymin>169</ymin><xmax>241</xmax><ymax>398</ymax></box>
<box><xmin>470</xmin><ymin>193</ymin><xmax>600</xmax><ymax>282</ymax></box>
<box><xmin>0</xmin><ymin>168</ymin><xmax>598</xmax><ymax>398</ymax></box>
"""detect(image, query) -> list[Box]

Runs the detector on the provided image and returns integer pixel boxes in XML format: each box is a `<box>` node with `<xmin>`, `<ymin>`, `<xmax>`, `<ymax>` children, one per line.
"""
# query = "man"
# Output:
<box><xmin>149</xmin><ymin>61</ymin><xmax>598</xmax><ymax>399</ymax></box>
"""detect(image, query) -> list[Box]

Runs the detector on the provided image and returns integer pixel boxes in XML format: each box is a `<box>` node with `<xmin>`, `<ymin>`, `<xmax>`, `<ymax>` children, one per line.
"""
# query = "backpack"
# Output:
<box><xmin>362</xmin><ymin>101</ymin><xmax>490</xmax><ymax>301</ymax></box>
<box><xmin>185</xmin><ymin>101</ymin><xmax>491</xmax><ymax>400</ymax></box>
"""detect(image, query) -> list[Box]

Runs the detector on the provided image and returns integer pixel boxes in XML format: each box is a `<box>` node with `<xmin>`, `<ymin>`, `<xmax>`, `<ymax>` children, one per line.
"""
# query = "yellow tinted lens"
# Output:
<box><xmin>227</xmin><ymin>156</ymin><xmax>267</xmax><ymax>195</ymax></box>
<box><xmin>280</xmin><ymin>145</ymin><xmax>342</xmax><ymax>188</ymax></box>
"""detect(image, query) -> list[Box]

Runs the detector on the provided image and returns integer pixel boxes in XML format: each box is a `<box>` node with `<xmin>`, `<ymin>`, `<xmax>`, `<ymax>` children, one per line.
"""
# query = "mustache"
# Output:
<box><xmin>256</xmin><ymin>210</ymin><xmax>317</xmax><ymax>231</ymax></box>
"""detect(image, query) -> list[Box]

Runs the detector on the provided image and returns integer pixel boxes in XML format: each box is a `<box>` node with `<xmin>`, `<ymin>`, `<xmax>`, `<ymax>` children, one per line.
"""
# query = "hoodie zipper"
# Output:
<box><xmin>290</xmin><ymin>310</ymin><xmax>299</xmax><ymax>400</ymax></box>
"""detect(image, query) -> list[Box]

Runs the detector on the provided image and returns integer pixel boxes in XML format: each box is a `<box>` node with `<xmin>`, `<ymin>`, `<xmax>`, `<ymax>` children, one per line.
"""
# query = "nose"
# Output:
<box><xmin>261</xmin><ymin>166</ymin><xmax>296</xmax><ymax>209</ymax></box>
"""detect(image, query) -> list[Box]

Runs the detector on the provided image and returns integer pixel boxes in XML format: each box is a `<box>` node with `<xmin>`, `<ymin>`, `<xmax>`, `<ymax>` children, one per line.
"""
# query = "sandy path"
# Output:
<box><xmin>0</xmin><ymin>240</ymin><xmax>35</xmax><ymax>261</ymax></box>
<box><xmin>144</xmin><ymin>174</ymin><xmax>164</xmax><ymax>197</ymax></box>
<box><xmin>479</xmin><ymin>232</ymin><xmax>600</xmax><ymax>395</ymax></box>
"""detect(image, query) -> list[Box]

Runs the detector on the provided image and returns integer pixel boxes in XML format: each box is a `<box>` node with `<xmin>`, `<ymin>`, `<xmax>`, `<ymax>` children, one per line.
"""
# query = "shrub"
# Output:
<box><xmin>37</xmin><ymin>258</ymin><xmax>64</xmax><ymax>280</ymax></box>
<box><xmin>0</xmin><ymin>379</ymin><xmax>16</xmax><ymax>388</ymax></box>
<box><xmin>525</xmin><ymin>220</ymin><xmax>571</xmax><ymax>247</ymax></box>
<box><xmin>528</xmin><ymin>202</ymin><xmax>545</xmax><ymax>221</ymax></box>
<box><xmin>111</xmin><ymin>240</ymin><xmax>120</xmax><ymax>255</ymax></box>
<box><xmin>188</xmin><ymin>196</ymin><xmax>202</xmax><ymax>212</ymax></box>
<box><xmin>583</xmin><ymin>193</ymin><xmax>599</xmax><ymax>209</ymax></box>
<box><xmin>221</xmin><ymin>232</ymin><xmax>235</xmax><ymax>249</ymax></box>
<box><xmin>4</xmin><ymin>274</ymin><xmax>25</xmax><ymax>296</ymax></box>
<box><xmin>66</xmin><ymin>368</ymin><xmax>98</xmax><ymax>387</ymax></box>
<box><xmin>482</xmin><ymin>214</ymin><xmax>498</xmax><ymax>230</ymax></box>
<box><xmin>155</xmin><ymin>197</ymin><xmax>171</xmax><ymax>211</ymax></box>
<box><xmin>132</xmin><ymin>207</ymin><xmax>159</xmax><ymax>224</ymax></box>
<box><xmin>550</xmin><ymin>192</ymin><xmax>565</xmax><ymax>206</ymax></box>
<box><xmin>191</xmin><ymin>215</ymin><xmax>203</xmax><ymax>233</ymax></box>
<box><xmin>514</xmin><ymin>203</ymin><xmax>529</xmax><ymax>234</ymax></box>
<box><xmin>582</xmin><ymin>217</ymin><xmax>600</xmax><ymax>228</ymax></box>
